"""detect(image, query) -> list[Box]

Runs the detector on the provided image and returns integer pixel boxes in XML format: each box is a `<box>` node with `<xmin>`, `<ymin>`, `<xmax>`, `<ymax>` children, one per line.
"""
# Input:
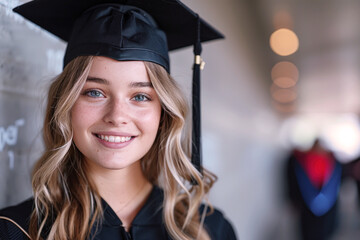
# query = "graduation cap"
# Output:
<box><xmin>13</xmin><ymin>0</ymin><xmax>224</xmax><ymax>178</ymax></box>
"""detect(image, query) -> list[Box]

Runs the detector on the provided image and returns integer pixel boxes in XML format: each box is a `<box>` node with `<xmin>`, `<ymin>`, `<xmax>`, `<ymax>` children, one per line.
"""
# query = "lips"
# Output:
<box><xmin>95</xmin><ymin>134</ymin><xmax>133</xmax><ymax>143</ymax></box>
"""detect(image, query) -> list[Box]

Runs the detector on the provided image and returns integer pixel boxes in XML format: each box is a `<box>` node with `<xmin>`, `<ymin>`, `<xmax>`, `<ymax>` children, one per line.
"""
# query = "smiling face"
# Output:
<box><xmin>71</xmin><ymin>57</ymin><xmax>162</xmax><ymax>173</ymax></box>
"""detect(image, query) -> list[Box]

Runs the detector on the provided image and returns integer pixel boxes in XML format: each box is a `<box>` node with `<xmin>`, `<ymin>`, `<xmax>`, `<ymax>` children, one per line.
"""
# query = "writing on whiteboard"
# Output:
<box><xmin>0</xmin><ymin>119</ymin><xmax>25</xmax><ymax>170</ymax></box>
<box><xmin>0</xmin><ymin>119</ymin><xmax>25</xmax><ymax>151</ymax></box>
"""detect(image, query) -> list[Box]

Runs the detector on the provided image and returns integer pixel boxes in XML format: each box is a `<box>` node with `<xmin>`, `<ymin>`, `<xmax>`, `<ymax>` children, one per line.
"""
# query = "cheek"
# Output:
<box><xmin>149</xmin><ymin>105</ymin><xmax>162</xmax><ymax>130</ymax></box>
<box><xmin>71</xmin><ymin>102</ymin><xmax>95</xmax><ymax>131</ymax></box>
<box><xmin>136</xmin><ymin>105</ymin><xmax>162</xmax><ymax>133</ymax></box>
<box><xmin>71</xmin><ymin>104</ymin><xmax>83</xmax><ymax>130</ymax></box>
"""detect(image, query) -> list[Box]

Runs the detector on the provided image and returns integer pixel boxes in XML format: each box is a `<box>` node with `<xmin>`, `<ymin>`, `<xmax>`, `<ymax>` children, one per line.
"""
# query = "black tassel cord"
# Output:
<box><xmin>191</xmin><ymin>15</ymin><xmax>203</xmax><ymax>179</ymax></box>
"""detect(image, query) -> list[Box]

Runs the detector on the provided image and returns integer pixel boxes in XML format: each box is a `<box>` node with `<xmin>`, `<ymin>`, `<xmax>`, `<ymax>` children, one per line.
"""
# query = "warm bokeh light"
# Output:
<box><xmin>273</xmin><ymin>102</ymin><xmax>296</xmax><ymax>113</ymax></box>
<box><xmin>270</xmin><ymin>28</ymin><xmax>299</xmax><ymax>56</ymax></box>
<box><xmin>271</xmin><ymin>84</ymin><xmax>297</xmax><ymax>103</ymax></box>
<box><xmin>271</xmin><ymin>61</ymin><xmax>299</xmax><ymax>88</ymax></box>
<box><xmin>273</xmin><ymin>10</ymin><xmax>293</xmax><ymax>29</ymax></box>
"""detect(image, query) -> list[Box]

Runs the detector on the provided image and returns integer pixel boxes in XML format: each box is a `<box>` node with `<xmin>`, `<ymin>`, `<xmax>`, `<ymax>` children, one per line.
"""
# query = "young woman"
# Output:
<box><xmin>0</xmin><ymin>1</ymin><xmax>236</xmax><ymax>239</ymax></box>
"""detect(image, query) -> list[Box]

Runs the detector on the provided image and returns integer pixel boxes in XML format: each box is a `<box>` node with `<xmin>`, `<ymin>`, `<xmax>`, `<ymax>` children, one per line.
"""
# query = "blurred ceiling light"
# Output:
<box><xmin>270</xmin><ymin>28</ymin><xmax>299</xmax><ymax>56</ymax></box>
<box><xmin>271</xmin><ymin>61</ymin><xmax>299</xmax><ymax>88</ymax></box>
<box><xmin>280</xmin><ymin>114</ymin><xmax>360</xmax><ymax>162</ymax></box>
<box><xmin>271</xmin><ymin>84</ymin><xmax>297</xmax><ymax>103</ymax></box>
<box><xmin>321</xmin><ymin>115</ymin><xmax>360</xmax><ymax>162</ymax></box>
<box><xmin>273</xmin><ymin>10</ymin><xmax>293</xmax><ymax>29</ymax></box>
<box><xmin>273</xmin><ymin>102</ymin><xmax>295</xmax><ymax>113</ymax></box>
<box><xmin>290</xmin><ymin>118</ymin><xmax>318</xmax><ymax>150</ymax></box>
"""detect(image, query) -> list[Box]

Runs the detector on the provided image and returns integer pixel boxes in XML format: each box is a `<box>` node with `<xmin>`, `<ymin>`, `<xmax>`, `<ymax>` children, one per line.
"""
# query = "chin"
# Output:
<box><xmin>92</xmin><ymin>157</ymin><xmax>140</xmax><ymax>170</ymax></box>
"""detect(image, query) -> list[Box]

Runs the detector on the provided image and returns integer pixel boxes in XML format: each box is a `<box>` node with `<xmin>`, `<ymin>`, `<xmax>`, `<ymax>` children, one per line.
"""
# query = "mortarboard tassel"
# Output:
<box><xmin>192</xmin><ymin>15</ymin><xmax>203</xmax><ymax>181</ymax></box>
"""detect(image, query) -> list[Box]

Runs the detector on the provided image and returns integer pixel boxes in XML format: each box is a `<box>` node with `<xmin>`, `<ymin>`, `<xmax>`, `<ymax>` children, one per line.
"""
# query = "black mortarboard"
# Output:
<box><xmin>13</xmin><ymin>0</ymin><xmax>224</xmax><ymax>179</ymax></box>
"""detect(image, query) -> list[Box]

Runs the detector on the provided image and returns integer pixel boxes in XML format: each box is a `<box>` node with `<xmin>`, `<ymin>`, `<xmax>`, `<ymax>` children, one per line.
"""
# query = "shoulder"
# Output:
<box><xmin>202</xmin><ymin>205</ymin><xmax>237</xmax><ymax>240</ymax></box>
<box><xmin>146</xmin><ymin>187</ymin><xmax>237</xmax><ymax>239</ymax></box>
<box><xmin>0</xmin><ymin>198</ymin><xmax>34</xmax><ymax>239</ymax></box>
<box><xmin>0</xmin><ymin>198</ymin><xmax>34</xmax><ymax>224</ymax></box>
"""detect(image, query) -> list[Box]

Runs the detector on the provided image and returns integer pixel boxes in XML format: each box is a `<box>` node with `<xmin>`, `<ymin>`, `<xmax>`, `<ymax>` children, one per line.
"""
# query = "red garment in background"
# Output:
<box><xmin>294</xmin><ymin>150</ymin><xmax>335</xmax><ymax>189</ymax></box>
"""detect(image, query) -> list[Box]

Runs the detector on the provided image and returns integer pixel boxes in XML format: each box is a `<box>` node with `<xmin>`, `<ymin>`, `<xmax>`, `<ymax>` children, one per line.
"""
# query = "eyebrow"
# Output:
<box><xmin>86</xmin><ymin>76</ymin><xmax>110</xmax><ymax>85</ymax></box>
<box><xmin>129</xmin><ymin>82</ymin><xmax>153</xmax><ymax>88</ymax></box>
<box><xmin>86</xmin><ymin>76</ymin><xmax>153</xmax><ymax>88</ymax></box>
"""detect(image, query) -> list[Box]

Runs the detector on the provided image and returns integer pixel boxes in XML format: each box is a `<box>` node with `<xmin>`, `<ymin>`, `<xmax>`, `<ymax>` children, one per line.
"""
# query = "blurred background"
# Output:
<box><xmin>1</xmin><ymin>0</ymin><xmax>360</xmax><ymax>239</ymax></box>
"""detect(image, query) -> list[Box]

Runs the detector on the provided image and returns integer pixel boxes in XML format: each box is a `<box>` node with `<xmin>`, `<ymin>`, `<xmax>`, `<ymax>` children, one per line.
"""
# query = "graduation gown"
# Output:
<box><xmin>0</xmin><ymin>186</ymin><xmax>237</xmax><ymax>240</ymax></box>
<box><xmin>285</xmin><ymin>150</ymin><xmax>341</xmax><ymax>240</ymax></box>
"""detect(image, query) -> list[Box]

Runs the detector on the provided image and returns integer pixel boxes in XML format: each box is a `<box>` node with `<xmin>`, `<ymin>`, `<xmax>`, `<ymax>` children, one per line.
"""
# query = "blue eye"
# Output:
<box><xmin>85</xmin><ymin>90</ymin><xmax>104</xmax><ymax>98</ymax></box>
<box><xmin>133</xmin><ymin>94</ymin><xmax>150</xmax><ymax>102</ymax></box>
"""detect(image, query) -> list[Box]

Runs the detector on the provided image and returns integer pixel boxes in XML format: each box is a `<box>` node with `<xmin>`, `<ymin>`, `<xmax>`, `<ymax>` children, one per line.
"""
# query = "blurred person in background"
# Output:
<box><xmin>285</xmin><ymin>138</ymin><xmax>342</xmax><ymax>240</ymax></box>
<box><xmin>343</xmin><ymin>155</ymin><xmax>360</xmax><ymax>207</ymax></box>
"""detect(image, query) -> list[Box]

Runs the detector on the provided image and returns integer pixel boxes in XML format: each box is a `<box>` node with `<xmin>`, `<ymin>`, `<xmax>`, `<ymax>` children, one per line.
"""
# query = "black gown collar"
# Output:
<box><xmin>92</xmin><ymin>186</ymin><xmax>168</xmax><ymax>239</ymax></box>
<box><xmin>100</xmin><ymin>185</ymin><xmax>164</xmax><ymax>227</ymax></box>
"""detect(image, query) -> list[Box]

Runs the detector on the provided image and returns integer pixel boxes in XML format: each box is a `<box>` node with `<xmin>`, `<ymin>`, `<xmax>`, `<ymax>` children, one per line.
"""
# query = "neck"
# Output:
<box><xmin>88</xmin><ymin>161</ymin><xmax>153</xmax><ymax>231</ymax></box>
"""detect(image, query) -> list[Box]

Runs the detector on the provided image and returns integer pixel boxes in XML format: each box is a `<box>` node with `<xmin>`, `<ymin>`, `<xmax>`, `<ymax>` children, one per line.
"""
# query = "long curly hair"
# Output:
<box><xmin>29</xmin><ymin>56</ymin><xmax>217</xmax><ymax>240</ymax></box>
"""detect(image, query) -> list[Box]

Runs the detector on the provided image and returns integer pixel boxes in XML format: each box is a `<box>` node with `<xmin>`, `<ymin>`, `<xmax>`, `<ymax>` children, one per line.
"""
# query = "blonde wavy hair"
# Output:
<box><xmin>29</xmin><ymin>56</ymin><xmax>217</xmax><ymax>240</ymax></box>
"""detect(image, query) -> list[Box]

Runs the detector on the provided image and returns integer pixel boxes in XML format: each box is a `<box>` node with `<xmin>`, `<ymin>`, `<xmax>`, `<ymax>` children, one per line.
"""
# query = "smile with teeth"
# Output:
<box><xmin>97</xmin><ymin>134</ymin><xmax>132</xmax><ymax>143</ymax></box>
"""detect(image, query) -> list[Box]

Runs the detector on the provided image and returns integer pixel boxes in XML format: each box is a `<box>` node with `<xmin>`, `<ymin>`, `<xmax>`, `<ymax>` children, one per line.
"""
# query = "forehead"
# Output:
<box><xmin>89</xmin><ymin>57</ymin><xmax>149</xmax><ymax>82</ymax></box>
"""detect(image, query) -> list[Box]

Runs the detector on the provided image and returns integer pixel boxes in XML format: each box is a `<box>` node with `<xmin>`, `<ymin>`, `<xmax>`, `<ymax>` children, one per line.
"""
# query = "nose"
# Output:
<box><xmin>103</xmin><ymin>98</ymin><xmax>130</xmax><ymax>126</ymax></box>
